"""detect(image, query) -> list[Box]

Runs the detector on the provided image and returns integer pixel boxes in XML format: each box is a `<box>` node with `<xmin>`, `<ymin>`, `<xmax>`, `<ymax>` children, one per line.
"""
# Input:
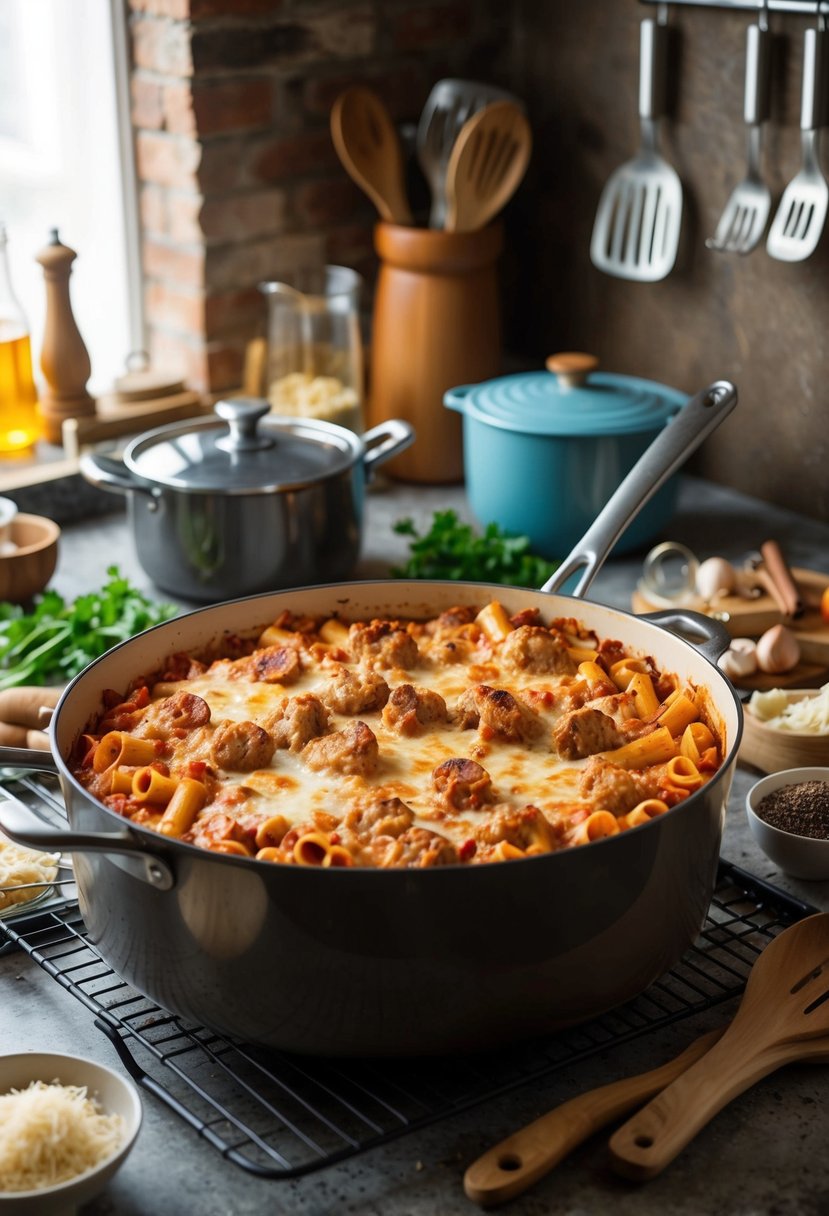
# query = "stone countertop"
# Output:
<box><xmin>2</xmin><ymin>473</ymin><xmax>828</xmax><ymax>1216</ymax></box>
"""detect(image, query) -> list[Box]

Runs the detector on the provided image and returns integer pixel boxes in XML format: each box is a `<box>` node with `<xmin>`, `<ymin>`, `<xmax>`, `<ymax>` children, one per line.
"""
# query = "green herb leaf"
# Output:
<box><xmin>391</xmin><ymin>510</ymin><xmax>558</xmax><ymax>587</ymax></box>
<box><xmin>0</xmin><ymin>566</ymin><xmax>178</xmax><ymax>688</ymax></box>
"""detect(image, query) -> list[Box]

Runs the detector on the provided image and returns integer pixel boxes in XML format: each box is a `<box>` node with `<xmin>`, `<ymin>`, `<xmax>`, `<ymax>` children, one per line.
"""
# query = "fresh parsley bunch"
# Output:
<box><xmin>392</xmin><ymin>510</ymin><xmax>558</xmax><ymax>587</ymax></box>
<box><xmin>0</xmin><ymin>565</ymin><xmax>178</xmax><ymax>689</ymax></box>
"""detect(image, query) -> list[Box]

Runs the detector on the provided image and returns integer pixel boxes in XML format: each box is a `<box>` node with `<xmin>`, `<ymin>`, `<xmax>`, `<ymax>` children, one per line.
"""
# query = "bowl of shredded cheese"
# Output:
<box><xmin>0</xmin><ymin>832</ymin><xmax>60</xmax><ymax>919</ymax></box>
<box><xmin>0</xmin><ymin>1053</ymin><xmax>142</xmax><ymax>1214</ymax></box>
<box><xmin>739</xmin><ymin>683</ymin><xmax>829</xmax><ymax>775</ymax></box>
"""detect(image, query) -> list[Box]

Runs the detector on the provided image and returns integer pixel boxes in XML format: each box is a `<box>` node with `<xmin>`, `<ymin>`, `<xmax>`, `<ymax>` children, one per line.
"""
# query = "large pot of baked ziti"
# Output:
<box><xmin>0</xmin><ymin>382</ymin><xmax>743</xmax><ymax>1057</ymax></box>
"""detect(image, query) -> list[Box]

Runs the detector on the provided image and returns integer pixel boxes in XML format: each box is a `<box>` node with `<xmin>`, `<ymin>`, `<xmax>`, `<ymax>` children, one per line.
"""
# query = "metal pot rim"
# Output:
<box><xmin>123</xmin><ymin>407</ymin><xmax>364</xmax><ymax>495</ymax></box>
<box><xmin>44</xmin><ymin>578</ymin><xmax>743</xmax><ymax>877</ymax></box>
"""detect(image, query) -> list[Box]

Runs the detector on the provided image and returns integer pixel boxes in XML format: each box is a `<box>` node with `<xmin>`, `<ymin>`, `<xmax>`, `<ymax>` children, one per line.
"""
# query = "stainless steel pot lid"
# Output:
<box><xmin>445</xmin><ymin>352</ymin><xmax>687</xmax><ymax>437</ymax></box>
<box><xmin>124</xmin><ymin>398</ymin><xmax>361</xmax><ymax>493</ymax></box>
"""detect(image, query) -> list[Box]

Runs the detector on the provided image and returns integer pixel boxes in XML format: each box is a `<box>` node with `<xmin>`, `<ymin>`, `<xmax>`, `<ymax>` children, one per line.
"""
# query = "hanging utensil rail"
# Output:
<box><xmin>640</xmin><ymin>0</ymin><xmax>828</xmax><ymax>12</ymax></box>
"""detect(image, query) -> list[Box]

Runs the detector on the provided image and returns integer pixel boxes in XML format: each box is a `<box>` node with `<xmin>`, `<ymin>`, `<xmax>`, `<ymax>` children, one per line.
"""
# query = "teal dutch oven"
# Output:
<box><xmin>444</xmin><ymin>352</ymin><xmax>688</xmax><ymax>559</ymax></box>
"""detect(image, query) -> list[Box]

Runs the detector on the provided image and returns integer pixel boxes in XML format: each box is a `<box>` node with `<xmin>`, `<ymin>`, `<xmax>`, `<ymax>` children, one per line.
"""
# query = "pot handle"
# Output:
<box><xmin>640</xmin><ymin>609</ymin><xmax>732</xmax><ymax>666</ymax></box>
<box><xmin>0</xmin><ymin>793</ymin><xmax>175</xmax><ymax>891</ymax></box>
<box><xmin>443</xmin><ymin>385</ymin><xmax>475</xmax><ymax>414</ymax></box>
<box><xmin>79</xmin><ymin>452</ymin><xmax>159</xmax><ymax>503</ymax></box>
<box><xmin>540</xmin><ymin>380</ymin><xmax>738</xmax><ymax>599</ymax></box>
<box><xmin>362</xmin><ymin>419</ymin><xmax>416</xmax><ymax>479</ymax></box>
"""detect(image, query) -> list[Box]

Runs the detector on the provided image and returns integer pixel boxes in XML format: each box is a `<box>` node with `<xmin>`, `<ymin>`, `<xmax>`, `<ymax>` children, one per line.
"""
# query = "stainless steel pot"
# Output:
<box><xmin>1</xmin><ymin>381</ymin><xmax>742</xmax><ymax>1057</ymax></box>
<box><xmin>79</xmin><ymin>399</ymin><xmax>414</xmax><ymax>602</ymax></box>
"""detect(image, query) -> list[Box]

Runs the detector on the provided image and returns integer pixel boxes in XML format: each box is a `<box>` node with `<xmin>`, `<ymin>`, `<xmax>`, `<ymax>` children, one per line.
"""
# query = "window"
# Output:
<box><xmin>0</xmin><ymin>0</ymin><xmax>140</xmax><ymax>395</ymax></box>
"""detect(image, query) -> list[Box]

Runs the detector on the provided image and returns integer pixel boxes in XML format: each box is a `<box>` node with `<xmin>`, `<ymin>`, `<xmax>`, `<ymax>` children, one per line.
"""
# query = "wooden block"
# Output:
<box><xmin>633</xmin><ymin>566</ymin><xmax>829</xmax><ymax>691</ymax></box>
<box><xmin>61</xmin><ymin>392</ymin><xmax>207</xmax><ymax>460</ymax></box>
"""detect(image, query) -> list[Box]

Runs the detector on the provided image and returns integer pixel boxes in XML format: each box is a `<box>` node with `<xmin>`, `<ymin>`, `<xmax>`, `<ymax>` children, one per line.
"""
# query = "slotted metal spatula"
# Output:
<box><xmin>417</xmin><ymin>78</ymin><xmax>523</xmax><ymax>229</ymax></box>
<box><xmin>590</xmin><ymin>18</ymin><xmax>682</xmax><ymax>281</ymax></box>
<box><xmin>707</xmin><ymin>20</ymin><xmax>772</xmax><ymax>254</ymax></box>
<box><xmin>767</xmin><ymin>26</ymin><xmax>828</xmax><ymax>261</ymax></box>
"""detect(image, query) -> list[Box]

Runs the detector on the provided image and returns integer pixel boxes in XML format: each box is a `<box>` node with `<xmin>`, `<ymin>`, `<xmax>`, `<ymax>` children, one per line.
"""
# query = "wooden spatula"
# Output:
<box><xmin>443</xmin><ymin>100</ymin><xmax>531</xmax><ymax>233</ymax></box>
<box><xmin>609</xmin><ymin>912</ymin><xmax>829</xmax><ymax>1181</ymax></box>
<box><xmin>463</xmin><ymin>1028</ymin><xmax>723</xmax><ymax>1207</ymax></box>
<box><xmin>330</xmin><ymin>86</ymin><xmax>412</xmax><ymax>226</ymax></box>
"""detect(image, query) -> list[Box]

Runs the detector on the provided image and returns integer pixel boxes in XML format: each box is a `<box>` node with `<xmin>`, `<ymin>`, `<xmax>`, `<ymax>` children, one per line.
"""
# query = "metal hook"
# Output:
<box><xmin>657</xmin><ymin>2</ymin><xmax>669</xmax><ymax>26</ymax></box>
<box><xmin>758</xmin><ymin>0</ymin><xmax>769</xmax><ymax>33</ymax></box>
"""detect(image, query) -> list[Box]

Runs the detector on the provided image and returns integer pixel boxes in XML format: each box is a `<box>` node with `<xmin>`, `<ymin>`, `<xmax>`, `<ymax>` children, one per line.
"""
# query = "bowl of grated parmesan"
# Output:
<box><xmin>0</xmin><ymin>1053</ymin><xmax>142</xmax><ymax>1214</ymax></box>
<box><xmin>0</xmin><ymin>832</ymin><xmax>60</xmax><ymax>919</ymax></box>
<box><xmin>739</xmin><ymin>683</ymin><xmax>829</xmax><ymax>775</ymax></box>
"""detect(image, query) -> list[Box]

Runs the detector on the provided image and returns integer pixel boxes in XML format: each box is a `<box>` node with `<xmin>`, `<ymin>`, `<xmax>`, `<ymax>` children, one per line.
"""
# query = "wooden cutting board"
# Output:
<box><xmin>632</xmin><ymin>566</ymin><xmax>829</xmax><ymax>691</ymax></box>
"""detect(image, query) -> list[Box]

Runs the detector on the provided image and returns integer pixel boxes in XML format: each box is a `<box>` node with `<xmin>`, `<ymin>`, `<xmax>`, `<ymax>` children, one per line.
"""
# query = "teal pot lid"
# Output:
<box><xmin>444</xmin><ymin>352</ymin><xmax>688</xmax><ymax>437</ymax></box>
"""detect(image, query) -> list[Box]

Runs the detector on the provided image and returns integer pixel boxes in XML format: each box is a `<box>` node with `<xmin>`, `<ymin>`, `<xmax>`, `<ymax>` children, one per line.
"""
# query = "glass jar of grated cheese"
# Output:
<box><xmin>260</xmin><ymin>268</ymin><xmax>364</xmax><ymax>434</ymax></box>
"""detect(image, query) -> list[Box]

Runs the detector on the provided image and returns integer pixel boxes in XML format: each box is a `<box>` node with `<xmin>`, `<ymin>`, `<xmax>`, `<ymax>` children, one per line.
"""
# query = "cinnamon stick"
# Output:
<box><xmin>760</xmin><ymin>539</ymin><xmax>804</xmax><ymax>618</ymax></box>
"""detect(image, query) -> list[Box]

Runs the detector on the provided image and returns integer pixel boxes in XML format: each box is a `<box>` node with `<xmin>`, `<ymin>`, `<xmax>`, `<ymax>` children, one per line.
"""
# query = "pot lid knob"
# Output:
<box><xmin>214</xmin><ymin>397</ymin><xmax>275</xmax><ymax>453</ymax></box>
<box><xmin>545</xmin><ymin>352</ymin><xmax>599</xmax><ymax>390</ymax></box>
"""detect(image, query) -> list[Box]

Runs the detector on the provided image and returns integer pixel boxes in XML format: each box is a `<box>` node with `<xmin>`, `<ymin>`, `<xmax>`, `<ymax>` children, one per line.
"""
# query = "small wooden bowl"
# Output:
<box><xmin>0</xmin><ymin>515</ymin><xmax>60</xmax><ymax>605</ymax></box>
<box><xmin>740</xmin><ymin>689</ymin><xmax>829</xmax><ymax>774</ymax></box>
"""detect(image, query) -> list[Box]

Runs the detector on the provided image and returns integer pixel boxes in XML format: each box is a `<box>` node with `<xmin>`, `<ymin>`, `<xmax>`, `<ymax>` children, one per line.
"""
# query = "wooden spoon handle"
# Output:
<box><xmin>463</xmin><ymin>1029</ymin><xmax>721</xmax><ymax>1207</ymax></box>
<box><xmin>608</xmin><ymin>1034</ymin><xmax>808</xmax><ymax>1181</ymax></box>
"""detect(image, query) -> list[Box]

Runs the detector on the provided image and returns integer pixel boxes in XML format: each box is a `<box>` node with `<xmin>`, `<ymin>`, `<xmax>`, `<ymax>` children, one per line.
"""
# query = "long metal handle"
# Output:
<box><xmin>540</xmin><ymin>380</ymin><xmax>738</xmax><ymax>599</ymax></box>
<box><xmin>801</xmin><ymin>26</ymin><xmax>825</xmax><ymax>131</ymax></box>
<box><xmin>0</xmin><ymin>794</ymin><xmax>175</xmax><ymax>890</ymax></box>
<box><xmin>640</xmin><ymin>19</ymin><xmax>668</xmax><ymax>120</ymax></box>
<box><xmin>744</xmin><ymin>23</ymin><xmax>771</xmax><ymax>125</ymax></box>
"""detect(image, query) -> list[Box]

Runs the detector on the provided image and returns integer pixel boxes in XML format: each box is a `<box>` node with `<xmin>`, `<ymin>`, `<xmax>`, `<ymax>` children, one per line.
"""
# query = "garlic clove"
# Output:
<box><xmin>718</xmin><ymin>644</ymin><xmax>758</xmax><ymax>680</ymax></box>
<box><xmin>730</xmin><ymin>636</ymin><xmax>758</xmax><ymax>657</ymax></box>
<box><xmin>755</xmin><ymin>624</ymin><xmax>800</xmax><ymax>674</ymax></box>
<box><xmin>696</xmin><ymin>556</ymin><xmax>737</xmax><ymax>602</ymax></box>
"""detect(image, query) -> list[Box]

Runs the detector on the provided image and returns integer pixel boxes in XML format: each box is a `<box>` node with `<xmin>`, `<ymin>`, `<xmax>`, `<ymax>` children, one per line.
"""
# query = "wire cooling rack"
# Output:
<box><xmin>0</xmin><ymin>772</ymin><xmax>819</xmax><ymax>1181</ymax></box>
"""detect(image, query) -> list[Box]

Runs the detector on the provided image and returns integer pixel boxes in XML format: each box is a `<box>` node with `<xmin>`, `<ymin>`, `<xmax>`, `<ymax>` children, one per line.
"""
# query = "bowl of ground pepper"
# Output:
<box><xmin>746</xmin><ymin>767</ymin><xmax>829</xmax><ymax>880</ymax></box>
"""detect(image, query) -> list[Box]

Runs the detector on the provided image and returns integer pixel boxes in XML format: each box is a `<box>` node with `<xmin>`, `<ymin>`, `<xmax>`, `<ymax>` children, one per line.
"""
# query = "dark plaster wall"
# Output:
<box><xmin>506</xmin><ymin>1</ymin><xmax>829</xmax><ymax>520</ymax></box>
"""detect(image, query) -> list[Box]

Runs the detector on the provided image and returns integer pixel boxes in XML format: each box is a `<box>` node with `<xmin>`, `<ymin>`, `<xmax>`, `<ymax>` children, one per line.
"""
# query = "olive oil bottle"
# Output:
<box><xmin>0</xmin><ymin>224</ymin><xmax>40</xmax><ymax>452</ymax></box>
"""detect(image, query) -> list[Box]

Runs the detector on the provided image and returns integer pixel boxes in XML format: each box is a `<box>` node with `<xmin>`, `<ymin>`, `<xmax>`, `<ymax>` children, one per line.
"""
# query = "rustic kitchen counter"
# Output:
<box><xmin>1</xmin><ymin>473</ymin><xmax>828</xmax><ymax>1216</ymax></box>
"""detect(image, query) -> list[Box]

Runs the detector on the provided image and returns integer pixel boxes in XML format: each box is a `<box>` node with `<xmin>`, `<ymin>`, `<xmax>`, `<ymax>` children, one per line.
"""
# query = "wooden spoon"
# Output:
<box><xmin>444</xmin><ymin>100</ymin><xmax>532</xmax><ymax>233</ymax></box>
<box><xmin>330</xmin><ymin>86</ymin><xmax>412</xmax><ymax>226</ymax></box>
<box><xmin>609</xmin><ymin>912</ymin><xmax>829</xmax><ymax>1181</ymax></box>
<box><xmin>463</xmin><ymin>1028</ymin><xmax>722</xmax><ymax>1207</ymax></box>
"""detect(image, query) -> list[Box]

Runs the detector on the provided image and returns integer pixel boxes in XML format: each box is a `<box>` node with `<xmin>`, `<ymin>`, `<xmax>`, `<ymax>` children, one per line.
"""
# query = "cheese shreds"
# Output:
<box><xmin>0</xmin><ymin>831</ymin><xmax>59</xmax><ymax>913</ymax></box>
<box><xmin>749</xmin><ymin>682</ymin><xmax>829</xmax><ymax>734</ymax></box>
<box><xmin>0</xmin><ymin>1080</ymin><xmax>125</xmax><ymax>1193</ymax></box>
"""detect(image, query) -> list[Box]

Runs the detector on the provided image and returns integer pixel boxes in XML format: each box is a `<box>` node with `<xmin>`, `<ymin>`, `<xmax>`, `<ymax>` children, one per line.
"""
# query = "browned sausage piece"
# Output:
<box><xmin>322</xmin><ymin>664</ymin><xmax>389</xmax><ymax>714</ymax></box>
<box><xmin>303</xmin><ymin>721</ymin><xmax>379</xmax><ymax>777</ymax></box>
<box><xmin>432</xmin><ymin>757</ymin><xmax>493</xmax><ymax>811</ymax></box>
<box><xmin>382</xmin><ymin>684</ymin><xmax>448</xmax><ymax>735</ymax></box>
<box><xmin>384</xmin><ymin>826</ymin><xmax>459</xmax><ymax>867</ymax></box>
<box><xmin>579</xmin><ymin>755</ymin><xmax>641</xmax><ymax>816</ymax></box>
<box><xmin>500</xmin><ymin>626</ymin><xmax>577</xmax><ymax>676</ymax></box>
<box><xmin>210</xmin><ymin>719</ymin><xmax>275</xmax><ymax>771</ymax></box>
<box><xmin>265</xmin><ymin>693</ymin><xmax>329</xmax><ymax>751</ymax></box>
<box><xmin>141</xmin><ymin>690</ymin><xmax>211</xmax><ymax>738</ymax></box>
<box><xmin>250</xmin><ymin>646</ymin><xmax>302</xmax><ymax>685</ymax></box>
<box><xmin>455</xmin><ymin>685</ymin><xmax>542</xmax><ymax>743</ymax></box>
<box><xmin>475</xmin><ymin>804</ymin><xmax>558</xmax><ymax>851</ymax></box>
<box><xmin>553</xmin><ymin>707</ymin><xmax>626</xmax><ymax>760</ymax></box>
<box><xmin>343</xmin><ymin>796</ymin><xmax>414</xmax><ymax>839</ymax></box>
<box><xmin>348</xmin><ymin>620</ymin><xmax>420</xmax><ymax>669</ymax></box>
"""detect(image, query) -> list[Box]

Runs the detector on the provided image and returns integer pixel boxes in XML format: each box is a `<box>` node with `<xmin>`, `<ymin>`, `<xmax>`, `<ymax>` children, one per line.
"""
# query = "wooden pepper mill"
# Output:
<box><xmin>35</xmin><ymin>229</ymin><xmax>96</xmax><ymax>445</ymax></box>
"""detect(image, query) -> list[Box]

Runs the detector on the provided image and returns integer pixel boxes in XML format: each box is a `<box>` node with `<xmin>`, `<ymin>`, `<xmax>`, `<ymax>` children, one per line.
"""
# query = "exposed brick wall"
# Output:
<box><xmin>127</xmin><ymin>0</ymin><xmax>512</xmax><ymax>394</ymax></box>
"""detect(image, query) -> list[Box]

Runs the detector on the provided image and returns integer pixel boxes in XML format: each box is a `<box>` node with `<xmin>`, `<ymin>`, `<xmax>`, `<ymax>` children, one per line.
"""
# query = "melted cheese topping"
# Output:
<box><xmin>166</xmin><ymin>659</ymin><xmax>583</xmax><ymax>840</ymax></box>
<box><xmin>72</xmin><ymin>607</ymin><xmax>722</xmax><ymax>868</ymax></box>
